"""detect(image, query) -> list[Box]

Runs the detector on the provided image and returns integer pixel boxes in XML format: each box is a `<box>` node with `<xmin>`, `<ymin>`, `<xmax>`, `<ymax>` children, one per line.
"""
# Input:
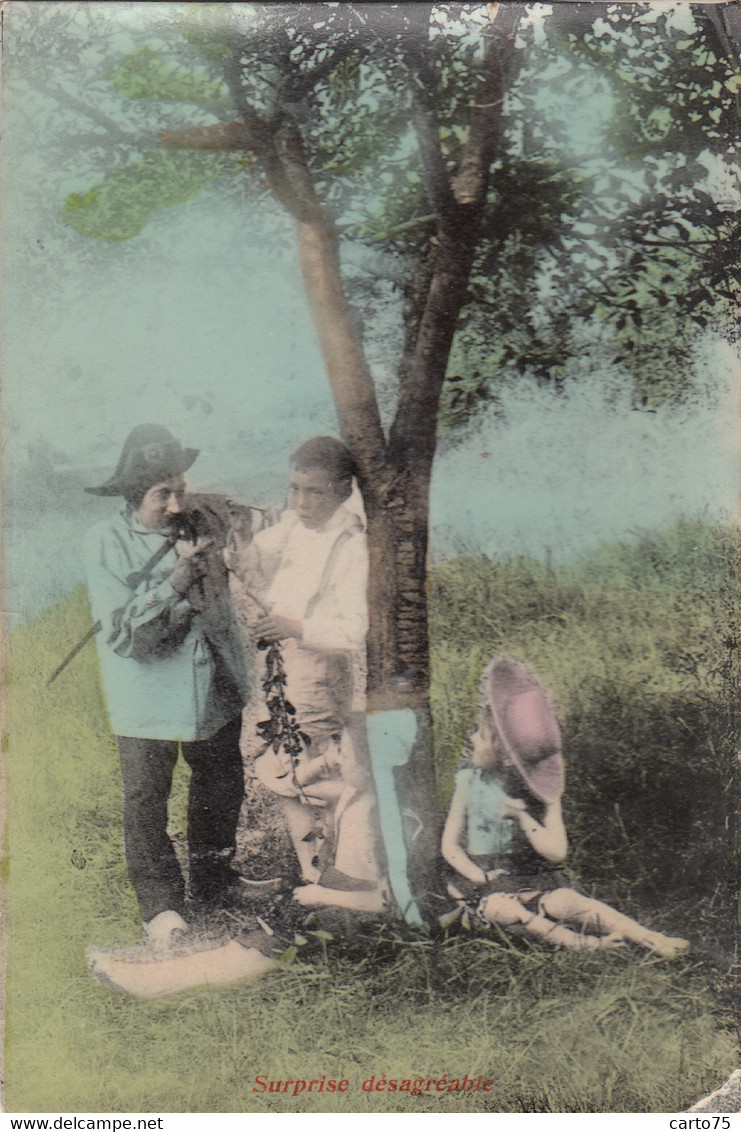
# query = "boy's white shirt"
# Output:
<box><xmin>247</xmin><ymin>503</ymin><xmax>369</xmax><ymax>654</ymax></box>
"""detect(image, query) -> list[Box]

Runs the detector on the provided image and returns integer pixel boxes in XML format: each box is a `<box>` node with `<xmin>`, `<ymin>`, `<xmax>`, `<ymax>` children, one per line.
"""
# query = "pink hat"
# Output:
<box><xmin>480</xmin><ymin>655</ymin><xmax>564</xmax><ymax>802</ymax></box>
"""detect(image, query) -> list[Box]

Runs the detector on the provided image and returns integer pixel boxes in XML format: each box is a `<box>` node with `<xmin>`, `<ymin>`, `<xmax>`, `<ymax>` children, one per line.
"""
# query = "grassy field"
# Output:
<box><xmin>3</xmin><ymin>521</ymin><xmax>739</xmax><ymax>1113</ymax></box>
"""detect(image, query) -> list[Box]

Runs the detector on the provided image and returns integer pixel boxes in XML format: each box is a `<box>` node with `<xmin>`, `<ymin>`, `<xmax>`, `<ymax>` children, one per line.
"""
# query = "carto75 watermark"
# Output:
<box><xmin>668</xmin><ymin>1119</ymin><xmax>732</xmax><ymax>1129</ymax></box>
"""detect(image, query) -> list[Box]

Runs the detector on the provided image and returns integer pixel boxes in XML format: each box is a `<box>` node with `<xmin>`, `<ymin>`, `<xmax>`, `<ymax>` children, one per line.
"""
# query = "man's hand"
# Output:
<box><xmin>254</xmin><ymin>612</ymin><xmax>303</xmax><ymax>642</ymax></box>
<box><xmin>175</xmin><ymin>536</ymin><xmax>214</xmax><ymax>560</ymax></box>
<box><xmin>170</xmin><ymin>537</ymin><xmax>214</xmax><ymax>594</ymax></box>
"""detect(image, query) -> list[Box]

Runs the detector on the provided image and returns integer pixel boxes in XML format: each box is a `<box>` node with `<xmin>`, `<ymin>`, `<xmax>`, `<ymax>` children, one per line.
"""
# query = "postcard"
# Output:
<box><xmin>2</xmin><ymin>0</ymin><xmax>739</xmax><ymax>1118</ymax></box>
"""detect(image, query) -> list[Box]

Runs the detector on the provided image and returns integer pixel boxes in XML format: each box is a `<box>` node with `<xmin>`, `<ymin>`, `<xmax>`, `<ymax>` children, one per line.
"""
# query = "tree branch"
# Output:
<box><xmin>389</xmin><ymin>6</ymin><xmax>524</xmax><ymax>468</ymax></box>
<box><xmin>453</xmin><ymin>5</ymin><xmax>521</xmax><ymax>206</ymax></box>
<box><xmin>296</xmin><ymin>206</ymin><xmax>387</xmax><ymax>475</ymax></box>
<box><xmin>402</xmin><ymin>46</ymin><xmax>459</xmax><ymax>225</ymax></box>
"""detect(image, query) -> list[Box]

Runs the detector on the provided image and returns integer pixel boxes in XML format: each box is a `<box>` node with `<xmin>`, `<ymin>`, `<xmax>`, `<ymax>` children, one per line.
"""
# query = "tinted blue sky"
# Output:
<box><xmin>3</xmin><ymin>2</ymin><xmax>738</xmax><ymax>623</ymax></box>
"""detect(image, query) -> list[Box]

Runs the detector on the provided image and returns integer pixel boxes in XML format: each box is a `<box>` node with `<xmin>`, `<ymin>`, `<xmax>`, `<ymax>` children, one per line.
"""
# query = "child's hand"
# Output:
<box><xmin>254</xmin><ymin>612</ymin><xmax>303</xmax><ymax>642</ymax></box>
<box><xmin>500</xmin><ymin>796</ymin><xmax>528</xmax><ymax>821</ymax></box>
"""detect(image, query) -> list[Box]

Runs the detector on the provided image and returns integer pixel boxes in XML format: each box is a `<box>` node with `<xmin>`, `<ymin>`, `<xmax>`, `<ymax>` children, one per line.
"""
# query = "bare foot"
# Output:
<box><xmin>598</xmin><ymin>931</ymin><xmax>628</xmax><ymax>950</ymax></box>
<box><xmin>642</xmin><ymin>933</ymin><xmax>690</xmax><ymax>958</ymax></box>
<box><xmin>293</xmin><ymin>883</ymin><xmax>386</xmax><ymax>913</ymax></box>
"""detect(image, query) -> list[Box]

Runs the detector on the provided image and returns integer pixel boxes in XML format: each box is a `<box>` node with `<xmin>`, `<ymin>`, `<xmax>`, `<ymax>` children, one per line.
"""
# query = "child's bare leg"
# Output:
<box><xmin>280</xmin><ymin>798</ymin><xmax>323</xmax><ymax>882</ymax></box>
<box><xmin>478</xmin><ymin>893</ymin><xmax>620</xmax><ymax>951</ymax></box>
<box><xmin>538</xmin><ymin>888</ymin><xmax>689</xmax><ymax>957</ymax></box>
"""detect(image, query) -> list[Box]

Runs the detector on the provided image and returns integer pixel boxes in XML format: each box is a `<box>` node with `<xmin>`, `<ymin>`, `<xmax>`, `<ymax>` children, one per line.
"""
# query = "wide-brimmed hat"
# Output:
<box><xmin>480</xmin><ymin>655</ymin><xmax>564</xmax><ymax>802</ymax></box>
<box><xmin>85</xmin><ymin>424</ymin><xmax>198</xmax><ymax>497</ymax></box>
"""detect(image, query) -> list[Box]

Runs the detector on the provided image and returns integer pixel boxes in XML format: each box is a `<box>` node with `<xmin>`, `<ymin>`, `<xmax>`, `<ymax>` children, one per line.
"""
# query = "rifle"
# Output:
<box><xmin>47</xmin><ymin>531</ymin><xmax>182</xmax><ymax>686</ymax></box>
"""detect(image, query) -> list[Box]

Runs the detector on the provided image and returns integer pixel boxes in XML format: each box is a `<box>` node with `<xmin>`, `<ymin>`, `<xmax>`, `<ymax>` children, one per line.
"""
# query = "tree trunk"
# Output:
<box><xmin>295</xmin><ymin>208</ymin><xmax>442</xmax><ymax>896</ymax></box>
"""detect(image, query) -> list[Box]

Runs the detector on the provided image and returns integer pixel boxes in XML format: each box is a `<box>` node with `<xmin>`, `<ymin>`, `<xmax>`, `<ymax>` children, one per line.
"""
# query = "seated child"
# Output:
<box><xmin>441</xmin><ymin>655</ymin><xmax>690</xmax><ymax>957</ymax></box>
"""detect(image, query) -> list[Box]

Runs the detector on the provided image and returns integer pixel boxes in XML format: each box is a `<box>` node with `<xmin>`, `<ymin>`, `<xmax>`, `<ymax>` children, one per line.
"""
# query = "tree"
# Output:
<box><xmin>60</xmin><ymin>2</ymin><xmax>529</xmax><ymax>708</ymax></box>
<box><xmin>57</xmin><ymin>1</ymin><xmax>739</xmax><ymax>756</ymax></box>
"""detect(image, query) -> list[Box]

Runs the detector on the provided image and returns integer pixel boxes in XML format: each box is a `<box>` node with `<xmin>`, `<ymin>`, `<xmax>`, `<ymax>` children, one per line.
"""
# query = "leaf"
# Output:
<box><xmin>109</xmin><ymin>44</ymin><xmax>231</xmax><ymax>109</ymax></box>
<box><xmin>177</xmin><ymin>4</ymin><xmax>233</xmax><ymax>62</ymax></box>
<box><xmin>315</xmin><ymin>105</ymin><xmax>406</xmax><ymax>176</ymax></box>
<box><xmin>61</xmin><ymin>148</ymin><xmax>245</xmax><ymax>241</ymax></box>
<box><xmin>328</xmin><ymin>51</ymin><xmax>361</xmax><ymax>101</ymax></box>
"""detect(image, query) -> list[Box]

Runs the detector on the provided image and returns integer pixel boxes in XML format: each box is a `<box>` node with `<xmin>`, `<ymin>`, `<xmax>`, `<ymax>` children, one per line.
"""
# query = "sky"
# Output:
<box><xmin>2</xmin><ymin>1</ymin><xmax>739</xmax><ymax>625</ymax></box>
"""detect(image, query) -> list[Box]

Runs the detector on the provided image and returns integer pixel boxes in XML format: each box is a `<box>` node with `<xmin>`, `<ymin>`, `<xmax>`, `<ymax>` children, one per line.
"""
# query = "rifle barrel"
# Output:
<box><xmin>48</xmin><ymin>533</ymin><xmax>181</xmax><ymax>686</ymax></box>
<box><xmin>47</xmin><ymin>621</ymin><xmax>101</xmax><ymax>685</ymax></box>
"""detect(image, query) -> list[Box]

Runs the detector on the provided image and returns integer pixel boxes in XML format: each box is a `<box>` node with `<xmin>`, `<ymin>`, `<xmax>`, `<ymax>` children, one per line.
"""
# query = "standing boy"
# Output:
<box><xmin>231</xmin><ymin>436</ymin><xmax>379</xmax><ymax>892</ymax></box>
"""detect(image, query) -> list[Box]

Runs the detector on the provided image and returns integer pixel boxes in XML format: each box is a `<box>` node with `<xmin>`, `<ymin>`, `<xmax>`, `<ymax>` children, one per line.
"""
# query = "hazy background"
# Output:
<box><xmin>3</xmin><ymin>1</ymin><xmax>739</xmax><ymax>627</ymax></box>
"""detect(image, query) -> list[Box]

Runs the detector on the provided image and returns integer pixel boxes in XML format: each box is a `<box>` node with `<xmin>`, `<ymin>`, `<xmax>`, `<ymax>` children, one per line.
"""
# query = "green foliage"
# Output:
<box><xmin>570</xmin><ymin>25</ymin><xmax>739</xmax><ymax>160</ymax></box>
<box><xmin>355</xmin><ymin>165</ymin><xmax>433</xmax><ymax>242</ymax></box>
<box><xmin>61</xmin><ymin>148</ymin><xmax>246</xmax><ymax>241</ymax></box>
<box><xmin>176</xmin><ymin>4</ymin><xmax>233</xmax><ymax>63</ymax></box>
<box><xmin>587</xmin><ymin>202</ymin><xmax>741</xmax><ymax>402</ymax></box>
<box><xmin>315</xmin><ymin>100</ymin><xmax>407</xmax><ymax>177</ymax></box>
<box><xmin>328</xmin><ymin>51</ymin><xmax>362</xmax><ymax>101</ymax></box>
<box><xmin>108</xmin><ymin>44</ymin><xmax>231</xmax><ymax>108</ymax></box>
<box><xmin>437</xmin><ymin>8</ymin><xmax>740</xmax><ymax>416</ymax></box>
<box><xmin>58</xmin><ymin>4</ymin><xmax>738</xmax><ymax>416</ymax></box>
<box><xmin>440</xmin><ymin>160</ymin><xmax>584</xmax><ymax>426</ymax></box>
<box><xmin>429</xmin><ymin>23</ymin><xmax>485</xmax><ymax>165</ymax></box>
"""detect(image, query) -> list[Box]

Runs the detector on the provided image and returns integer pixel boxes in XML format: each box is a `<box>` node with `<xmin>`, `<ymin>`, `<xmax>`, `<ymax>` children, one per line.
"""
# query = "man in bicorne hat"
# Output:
<box><xmin>84</xmin><ymin>424</ymin><xmax>253</xmax><ymax>949</ymax></box>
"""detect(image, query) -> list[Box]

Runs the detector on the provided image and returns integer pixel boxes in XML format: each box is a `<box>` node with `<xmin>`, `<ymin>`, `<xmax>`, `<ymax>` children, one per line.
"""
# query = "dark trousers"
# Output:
<box><xmin>116</xmin><ymin>715</ymin><xmax>244</xmax><ymax>922</ymax></box>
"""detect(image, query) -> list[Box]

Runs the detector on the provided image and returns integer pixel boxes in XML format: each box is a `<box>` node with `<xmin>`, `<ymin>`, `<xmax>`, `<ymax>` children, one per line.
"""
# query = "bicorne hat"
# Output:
<box><xmin>85</xmin><ymin>424</ymin><xmax>199</xmax><ymax>497</ymax></box>
<box><xmin>480</xmin><ymin>655</ymin><xmax>564</xmax><ymax>803</ymax></box>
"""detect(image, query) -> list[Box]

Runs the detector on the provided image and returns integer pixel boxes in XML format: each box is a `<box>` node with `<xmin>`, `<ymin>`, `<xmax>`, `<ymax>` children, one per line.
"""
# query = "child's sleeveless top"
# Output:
<box><xmin>463</xmin><ymin>766</ymin><xmax>514</xmax><ymax>856</ymax></box>
<box><xmin>455</xmin><ymin>759</ymin><xmax>560</xmax><ymax>883</ymax></box>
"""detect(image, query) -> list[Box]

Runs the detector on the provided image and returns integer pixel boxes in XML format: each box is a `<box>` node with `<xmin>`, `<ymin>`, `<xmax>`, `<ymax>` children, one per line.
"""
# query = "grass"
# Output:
<box><xmin>429</xmin><ymin>522</ymin><xmax>739</xmax><ymax>904</ymax></box>
<box><xmin>3</xmin><ymin>522</ymin><xmax>739</xmax><ymax>1113</ymax></box>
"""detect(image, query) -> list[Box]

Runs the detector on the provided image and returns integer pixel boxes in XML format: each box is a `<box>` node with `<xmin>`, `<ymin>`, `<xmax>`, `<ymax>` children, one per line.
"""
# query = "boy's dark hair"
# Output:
<box><xmin>291</xmin><ymin>436</ymin><xmax>356</xmax><ymax>499</ymax></box>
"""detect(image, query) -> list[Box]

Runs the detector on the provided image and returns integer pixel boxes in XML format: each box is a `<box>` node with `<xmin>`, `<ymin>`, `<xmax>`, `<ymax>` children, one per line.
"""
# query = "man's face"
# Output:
<box><xmin>289</xmin><ymin>465</ymin><xmax>346</xmax><ymax>529</ymax></box>
<box><xmin>135</xmin><ymin>476</ymin><xmax>186</xmax><ymax>534</ymax></box>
